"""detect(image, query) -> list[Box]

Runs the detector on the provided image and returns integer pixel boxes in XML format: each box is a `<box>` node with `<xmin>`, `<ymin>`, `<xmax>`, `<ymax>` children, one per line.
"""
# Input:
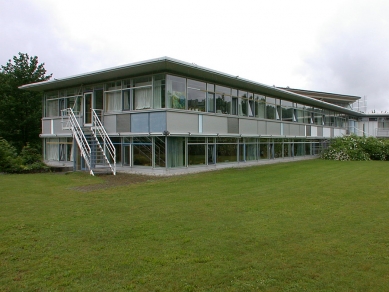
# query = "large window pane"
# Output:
<box><xmin>216</xmin><ymin>93</ymin><xmax>231</xmax><ymax>114</ymax></box>
<box><xmin>239</xmin><ymin>91</ymin><xmax>248</xmax><ymax>116</ymax></box>
<box><xmin>167</xmin><ymin>75</ymin><xmax>186</xmax><ymax>109</ymax></box>
<box><xmin>134</xmin><ymin>87</ymin><xmax>152</xmax><ymax>109</ymax></box>
<box><xmin>259</xmin><ymin>142</ymin><xmax>268</xmax><ymax>159</ymax></box>
<box><xmin>153</xmin><ymin>75</ymin><xmax>165</xmax><ymax>108</ymax></box>
<box><xmin>167</xmin><ymin>137</ymin><xmax>185</xmax><ymax>167</ymax></box>
<box><xmin>188</xmin><ymin>144</ymin><xmax>206</xmax><ymax>165</ymax></box>
<box><xmin>123</xmin><ymin>90</ymin><xmax>131</xmax><ymax>110</ymax></box>
<box><xmin>188</xmin><ymin>79</ymin><xmax>206</xmax><ymax>90</ymax></box>
<box><xmin>266</xmin><ymin>97</ymin><xmax>276</xmax><ymax>119</ymax></box>
<box><xmin>68</xmin><ymin>96</ymin><xmax>82</xmax><ymax>113</ymax></box>
<box><xmin>188</xmin><ymin>88</ymin><xmax>206</xmax><ymax>112</ymax></box>
<box><xmin>105</xmin><ymin>91</ymin><xmax>122</xmax><ymax>111</ymax></box>
<box><xmin>133</xmin><ymin>137</ymin><xmax>152</xmax><ymax>166</ymax></box>
<box><xmin>217</xmin><ymin>144</ymin><xmax>237</xmax><ymax>163</ymax></box>
<box><xmin>155</xmin><ymin>136</ymin><xmax>166</xmax><ymax>167</ymax></box>
<box><xmin>207</xmin><ymin>92</ymin><xmax>215</xmax><ymax>112</ymax></box>
<box><xmin>46</xmin><ymin>99</ymin><xmax>59</xmax><ymax>117</ymax></box>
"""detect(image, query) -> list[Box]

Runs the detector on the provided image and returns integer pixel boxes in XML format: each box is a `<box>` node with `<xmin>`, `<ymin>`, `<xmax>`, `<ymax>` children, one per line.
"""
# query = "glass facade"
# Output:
<box><xmin>44</xmin><ymin>137</ymin><xmax>322</xmax><ymax>169</ymax></box>
<box><xmin>43</xmin><ymin>73</ymin><xmax>349</xmax><ymax>129</ymax></box>
<box><xmin>41</xmin><ymin>70</ymin><xmax>348</xmax><ymax>172</ymax></box>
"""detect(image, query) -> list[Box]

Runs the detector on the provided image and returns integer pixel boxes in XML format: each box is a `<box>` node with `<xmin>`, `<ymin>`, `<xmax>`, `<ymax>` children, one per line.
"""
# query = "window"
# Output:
<box><xmin>167</xmin><ymin>137</ymin><xmax>185</xmax><ymax>167</ymax></box>
<box><xmin>133</xmin><ymin>76</ymin><xmax>152</xmax><ymax>110</ymax></box>
<box><xmin>215</xmin><ymin>85</ymin><xmax>231</xmax><ymax>114</ymax></box>
<box><xmin>188</xmin><ymin>79</ymin><xmax>206</xmax><ymax>112</ymax></box>
<box><xmin>46</xmin><ymin>99</ymin><xmax>59</xmax><ymax>117</ymax></box>
<box><xmin>105</xmin><ymin>91</ymin><xmax>122</xmax><ymax>111</ymax></box>
<box><xmin>216</xmin><ymin>137</ymin><xmax>237</xmax><ymax>163</ymax></box>
<box><xmin>281</xmin><ymin>100</ymin><xmax>294</xmax><ymax>122</ymax></box>
<box><xmin>188</xmin><ymin>137</ymin><xmax>206</xmax><ymax>165</ymax></box>
<box><xmin>153</xmin><ymin>75</ymin><xmax>165</xmax><ymax>108</ymax></box>
<box><xmin>188</xmin><ymin>88</ymin><xmax>206</xmax><ymax>112</ymax></box>
<box><xmin>255</xmin><ymin>94</ymin><xmax>266</xmax><ymax>118</ymax></box>
<box><xmin>133</xmin><ymin>137</ymin><xmax>152</xmax><ymax>166</ymax></box>
<box><xmin>266</xmin><ymin>97</ymin><xmax>276</xmax><ymax>120</ymax></box>
<box><xmin>248</xmin><ymin>93</ymin><xmax>254</xmax><ymax>117</ymax></box>
<box><xmin>238</xmin><ymin>90</ymin><xmax>248</xmax><ymax>116</ymax></box>
<box><xmin>167</xmin><ymin>75</ymin><xmax>186</xmax><ymax>109</ymax></box>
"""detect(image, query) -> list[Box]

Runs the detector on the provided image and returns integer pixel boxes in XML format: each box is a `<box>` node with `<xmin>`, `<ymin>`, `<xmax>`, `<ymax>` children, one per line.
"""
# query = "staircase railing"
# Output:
<box><xmin>61</xmin><ymin>108</ymin><xmax>93</xmax><ymax>175</ymax></box>
<box><xmin>91</xmin><ymin>109</ymin><xmax>116</xmax><ymax>175</ymax></box>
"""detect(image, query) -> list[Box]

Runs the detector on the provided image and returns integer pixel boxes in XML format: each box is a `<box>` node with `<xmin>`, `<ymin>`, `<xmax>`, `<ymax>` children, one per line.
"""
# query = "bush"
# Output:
<box><xmin>0</xmin><ymin>138</ymin><xmax>23</xmax><ymax>173</ymax></box>
<box><xmin>321</xmin><ymin>135</ymin><xmax>389</xmax><ymax>161</ymax></box>
<box><xmin>0</xmin><ymin>139</ymin><xmax>49</xmax><ymax>173</ymax></box>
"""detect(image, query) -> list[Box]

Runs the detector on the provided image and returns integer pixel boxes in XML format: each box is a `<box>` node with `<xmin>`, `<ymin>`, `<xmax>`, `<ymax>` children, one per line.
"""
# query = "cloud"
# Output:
<box><xmin>301</xmin><ymin>1</ymin><xmax>389</xmax><ymax>112</ymax></box>
<box><xmin>0</xmin><ymin>0</ymin><xmax>121</xmax><ymax>79</ymax></box>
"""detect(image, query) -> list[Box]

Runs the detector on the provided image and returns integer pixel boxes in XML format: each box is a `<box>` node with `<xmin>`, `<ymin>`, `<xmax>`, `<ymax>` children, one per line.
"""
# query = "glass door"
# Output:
<box><xmin>84</xmin><ymin>92</ymin><xmax>93</xmax><ymax>125</ymax></box>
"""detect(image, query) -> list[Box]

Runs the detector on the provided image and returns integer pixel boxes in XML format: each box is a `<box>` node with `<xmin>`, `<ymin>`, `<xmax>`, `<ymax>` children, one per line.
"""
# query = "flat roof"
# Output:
<box><xmin>19</xmin><ymin>57</ymin><xmax>364</xmax><ymax>116</ymax></box>
<box><xmin>277</xmin><ymin>87</ymin><xmax>360</xmax><ymax>102</ymax></box>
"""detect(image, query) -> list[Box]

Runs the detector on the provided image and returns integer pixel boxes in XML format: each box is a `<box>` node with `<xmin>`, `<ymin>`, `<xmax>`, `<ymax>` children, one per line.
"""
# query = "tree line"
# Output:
<box><xmin>0</xmin><ymin>52</ymin><xmax>52</xmax><ymax>172</ymax></box>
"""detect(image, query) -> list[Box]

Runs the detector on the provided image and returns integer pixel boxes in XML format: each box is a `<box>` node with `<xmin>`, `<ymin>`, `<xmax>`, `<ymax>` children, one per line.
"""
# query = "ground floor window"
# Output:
<box><xmin>45</xmin><ymin>138</ymin><xmax>73</xmax><ymax>161</ymax></box>
<box><xmin>44</xmin><ymin>136</ymin><xmax>322</xmax><ymax>169</ymax></box>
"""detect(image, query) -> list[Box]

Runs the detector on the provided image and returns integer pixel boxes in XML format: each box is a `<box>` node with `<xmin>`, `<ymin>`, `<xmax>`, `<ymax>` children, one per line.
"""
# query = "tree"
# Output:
<box><xmin>0</xmin><ymin>53</ymin><xmax>52</xmax><ymax>152</ymax></box>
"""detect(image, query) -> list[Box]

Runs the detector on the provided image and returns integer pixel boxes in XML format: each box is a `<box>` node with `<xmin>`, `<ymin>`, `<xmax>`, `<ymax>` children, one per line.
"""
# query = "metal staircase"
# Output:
<box><xmin>61</xmin><ymin>108</ymin><xmax>116</xmax><ymax>175</ymax></box>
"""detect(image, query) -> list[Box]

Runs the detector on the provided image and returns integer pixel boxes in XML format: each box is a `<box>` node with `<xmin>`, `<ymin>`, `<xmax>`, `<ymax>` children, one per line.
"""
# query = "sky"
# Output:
<box><xmin>1</xmin><ymin>0</ymin><xmax>389</xmax><ymax>112</ymax></box>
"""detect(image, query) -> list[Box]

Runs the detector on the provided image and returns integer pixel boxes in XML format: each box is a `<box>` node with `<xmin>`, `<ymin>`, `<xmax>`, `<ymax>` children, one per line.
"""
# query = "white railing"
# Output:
<box><xmin>91</xmin><ymin>109</ymin><xmax>116</xmax><ymax>175</ymax></box>
<box><xmin>61</xmin><ymin>108</ymin><xmax>93</xmax><ymax>175</ymax></box>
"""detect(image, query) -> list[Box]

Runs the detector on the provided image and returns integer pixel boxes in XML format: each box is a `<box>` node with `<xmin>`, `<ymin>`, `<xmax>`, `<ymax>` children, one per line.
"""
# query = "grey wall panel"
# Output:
<box><xmin>283</xmin><ymin>123</ymin><xmax>290</xmax><ymax>136</ymax></box>
<box><xmin>289</xmin><ymin>124</ymin><xmax>300</xmax><ymax>136</ymax></box>
<box><xmin>167</xmin><ymin>112</ymin><xmax>198</xmax><ymax>133</ymax></box>
<box><xmin>203</xmin><ymin>115</ymin><xmax>228</xmax><ymax>134</ymax></box>
<box><xmin>116</xmin><ymin>114</ymin><xmax>131</xmax><ymax>133</ymax></box>
<box><xmin>267</xmin><ymin>122</ymin><xmax>281</xmax><ymax>135</ymax></box>
<box><xmin>104</xmin><ymin>115</ymin><xmax>117</xmax><ymax>133</ymax></box>
<box><xmin>131</xmin><ymin>113</ymin><xmax>149</xmax><ymax>133</ymax></box>
<box><xmin>330</xmin><ymin>128</ymin><xmax>334</xmax><ymax>138</ymax></box>
<box><xmin>258</xmin><ymin>121</ymin><xmax>267</xmax><ymax>135</ymax></box>
<box><xmin>227</xmin><ymin>117</ymin><xmax>239</xmax><ymax>133</ymax></box>
<box><xmin>42</xmin><ymin>120</ymin><xmax>51</xmax><ymax>134</ymax></box>
<box><xmin>53</xmin><ymin>119</ymin><xmax>68</xmax><ymax>134</ymax></box>
<box><xmin>300</xmin><ymin>125</ymin><xmax>306</xmax><ymax>136</ymax></box>
<box><xmin>240</xmin><ymin>119</ymin><xmax>257</xmax><ymax>135</ymax></box>
<box><xmin>150</xmin><ymin>112</ymin><xmax>167</xmax><ymax>132</ymax></box>
<box><xmin>317</xmin><ymin>126</ymin><xmax>323</xmax><ymax>137</ymax></box>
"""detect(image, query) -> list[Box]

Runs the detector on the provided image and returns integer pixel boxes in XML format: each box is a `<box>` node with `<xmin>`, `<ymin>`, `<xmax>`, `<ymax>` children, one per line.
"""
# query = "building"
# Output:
<box><xmin>20</xmin><ymin>57</ymin><xmax>389</xmax><ymax>175</ymax></box>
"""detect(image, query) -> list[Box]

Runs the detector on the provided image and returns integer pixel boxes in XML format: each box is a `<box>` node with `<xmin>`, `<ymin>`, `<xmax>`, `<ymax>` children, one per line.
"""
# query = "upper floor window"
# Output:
<box><xmin>167</xmin><ymin>75</ymin><xmax>186</xmax><ymax>109</ymax></box>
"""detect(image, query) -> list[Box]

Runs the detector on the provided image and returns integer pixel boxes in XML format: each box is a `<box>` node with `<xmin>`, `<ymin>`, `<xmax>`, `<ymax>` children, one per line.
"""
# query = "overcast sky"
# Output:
<box><xmin>2</xmin><ymin>0</ymin><xmax>389</xmax><ymax>112</ymax></box>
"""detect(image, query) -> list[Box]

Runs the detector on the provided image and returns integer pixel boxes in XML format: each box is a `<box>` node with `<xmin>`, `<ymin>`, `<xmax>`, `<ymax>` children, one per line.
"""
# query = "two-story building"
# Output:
<box><xmin>20</xmin><ymin>57</ymin><xmax>389</xmax><ymax>175</ymax></box>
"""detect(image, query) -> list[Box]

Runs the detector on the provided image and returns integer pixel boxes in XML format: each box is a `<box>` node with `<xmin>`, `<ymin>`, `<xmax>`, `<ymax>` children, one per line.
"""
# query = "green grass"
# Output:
<box><xmin>1</xmin><ymin>160</ymin><xmax>389</xmax><ymax>291</ymax></box>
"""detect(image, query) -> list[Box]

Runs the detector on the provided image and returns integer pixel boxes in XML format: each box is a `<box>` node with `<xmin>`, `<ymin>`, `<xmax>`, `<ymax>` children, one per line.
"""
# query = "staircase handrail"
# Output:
<box><xmin>61</xmin><ymin>108</ymin><xmax>93</xmax><ymax>175</ymax></box>
<box><xmin>91</xmin><ymin>109</ymin><xmax>116</xmax><ymax>175</ymax></box>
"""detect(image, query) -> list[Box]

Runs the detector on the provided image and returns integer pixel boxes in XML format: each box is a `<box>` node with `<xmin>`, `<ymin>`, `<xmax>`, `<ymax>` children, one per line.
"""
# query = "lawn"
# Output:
<box><xmin>1</xmin><ymin>160</ymin><xmax>389</xmax><ymax>291</ymax></box>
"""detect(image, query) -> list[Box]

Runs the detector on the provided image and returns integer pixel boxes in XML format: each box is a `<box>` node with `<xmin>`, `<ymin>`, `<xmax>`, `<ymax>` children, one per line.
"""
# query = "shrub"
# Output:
<box><xmin>321</xmin><ymin>135</ymin><xmax>389</xmax><ymax>161</ymax></box>
<box><xmin>0</xmin><ymin>139</ymin><xmax>49</xmax><ymax>173</ymax></box>
<box><xmin>0</xmin><ymin>138</ymin><xmax>23</xmax><ymax>173</ymax></box>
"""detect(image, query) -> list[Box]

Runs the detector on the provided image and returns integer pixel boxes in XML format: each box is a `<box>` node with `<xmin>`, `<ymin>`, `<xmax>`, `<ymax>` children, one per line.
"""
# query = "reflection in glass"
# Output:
<box><xmin>155</xmin><ymin>136</ymin><xmax>166</xmax><ymax>167</ymax></box>
<box><xmin>167</xmin><ymin>137</ymin><xmax>185</xmax><ymax>167</ymax></box>
<box><xmin>207</xmin><ymin>92</ymin><xmax>215</xmax><ymax>112</ymax></box>
<box><xmin>133</xmin><ymin>137</ymin><xmax>152</xmax><ymax>166</ymax></box>
<box><xmin>216</xmin><ymin>94</ymin><xmax>231</xmax><ymax>114</ymax></box>
<box><xmin>188</xmin><ymin>88</ymin><xmax>206</xmax><ymax>112</ymax></box>
<box><xmin>167</xmin><ymin>75</ymin><xmax>186</xmax><ymax>109</ymax></box>
<box><xmin>217</xmin><ymin>144</ymin><xmax>237</xmax><ymax>163</ymax></box>
<box><xmin>188</xmin><ymin>144</ymin><xmax>206</xmax><ymax>165</ymax></box>
<box><xmin>154</xmin><ymin>75</ymin><xmax>165</xmax><ymax>108</ymax></box>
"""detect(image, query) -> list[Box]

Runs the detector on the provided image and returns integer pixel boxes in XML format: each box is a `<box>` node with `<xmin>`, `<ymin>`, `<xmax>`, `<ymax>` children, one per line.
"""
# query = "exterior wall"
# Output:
<box><xmin>44</xmin><ymin>109</ymin><xmax>349</xmax><ymax>139</ymax></box>
<box><xmin>38</xmin><ymin>69</ymin><xmax>369</xmax><ymax>174</ymax></box>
